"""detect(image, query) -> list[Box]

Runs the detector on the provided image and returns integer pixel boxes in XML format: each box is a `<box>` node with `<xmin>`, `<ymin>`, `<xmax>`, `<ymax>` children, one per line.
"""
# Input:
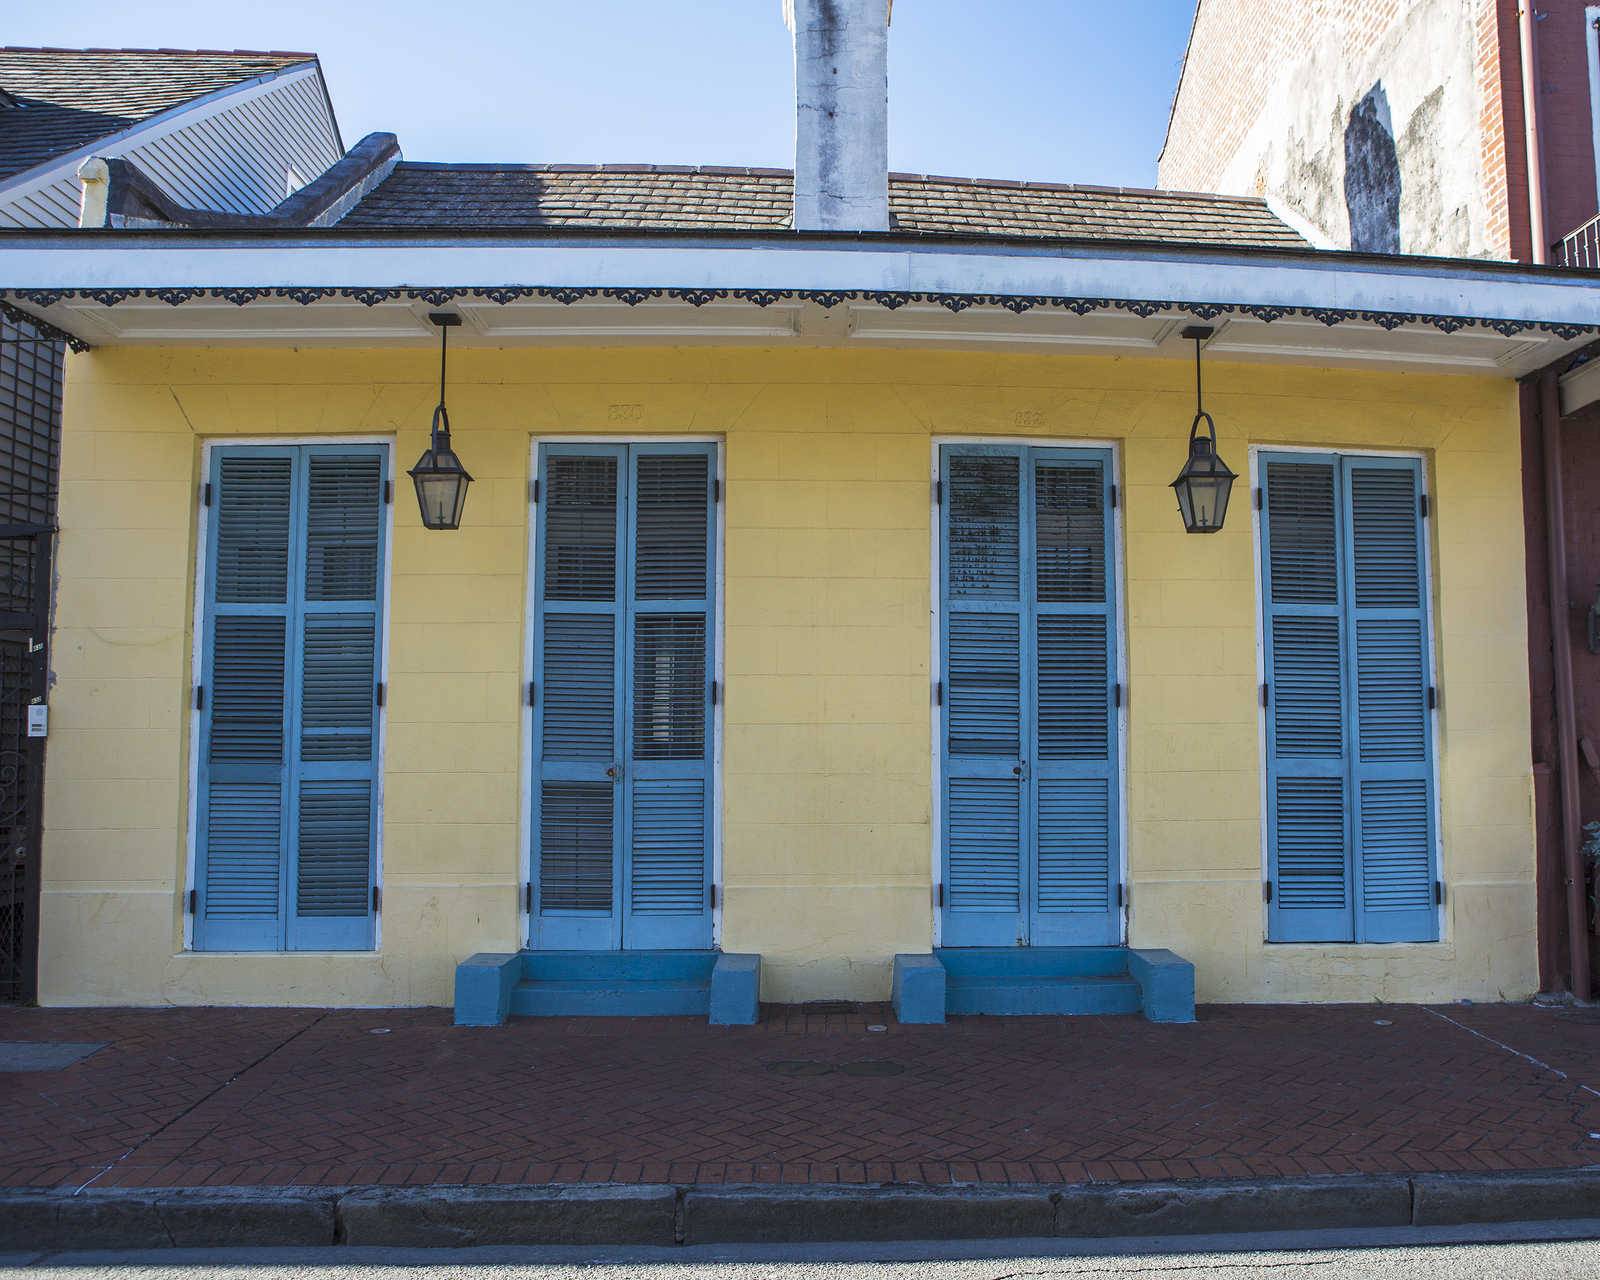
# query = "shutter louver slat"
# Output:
<box><xmin>545</xmin><ymin>457</ymin><xmax>618</xmax><ymax>601</ymax></box>
<box><xmin>1355</xmin><ymin>620</ymin><xmax>1426</xmax><ymax>760</ymax></box>
<box><xmin>295</xmin><ymin>780</ymin><xmax>372</xmax><ymax>917</ymax></box>
<box><xmin>948</xmin><ymin>614</ymin><xmax>1020</xmax><ymax>756</ymax></box>
<box><xmin>632</xmin><ymin>615</ymin><xmax>706</xmax><ymax>760</ymax></box>
<box><xmin>629</xmin><ymin>780</ymin><xmax>705</xmax><ymax>914</ymax></box>
<box><xmin>204</xmin><ymin>785</ymin><xmax>282</xmax><ymax>917</ymax></box>
<box><xmin>1270</xmin><ymin>617</ymin><xmax>1343</xmax><ymax>758</ymax></box>
<box><xmin>1036</xmin><ymin>778</ymin><xmax>1110</xmax><ymax>911</ymax></box>
<box><xmin>300</xmin><ymin>616</ymin><xmax>375</xmax><ymax>761</ymax></box>
<box><xmin>1266</xmin><ymin>462</ymin><xmax>1338</xmax><ymax>604</ymax></box>
<box><xmin>1037</xmin><ymin>616</ymin><xmax>1108</xmax><ymax>759</ymax></box>
<box><xmin>947</xmin><ymin>777</ymin><xmax>1021</xmax><ymax>912</ymax></box>
<box><xmin>635</xmin><ymin>455</ymin><xmax>709</xmax><ymax>600</ymax></box>
<box><xmin>542</xmin><ymin>615</ymin><xmax>615</xmax><ymax>758</ymax></box>
<box><xmin>1350</xmin><ymin>468</ymin><xmax>1420</xmax><ymax>609</ymax></box>
<box><xmin>1274</xmin><ymin>776</ymin><xmax>1348</xmax><ymax>908</ymax></box>
<box><xmin>305</xmin><ymin>456</ymin><xmax>382</xmax><ymax>601</ymax></box>
<box><xmin>1359</xmin><ymin>780</ymin><xmax>1432</xmax><ymax>913</ymax></box>
<box><xmin>1035</xmin><ymin>463</ymin><xmax>1105</xmax><ymax>603</ymax></box>
<box><xmin>209</xmin><ymin>616</ymin><xmax>286</xmax><ymax>763</ymax></box>
<box><xmin>948</xmin><ymin>456</ymin><xmax>1020</xmax><ymax>598</ymax></box>
<box><xmin>541</xmin><ymin>782</ymin><xmax>614</xmax><ymax>913</ymax></box>
<box><xmin>215</xmin><ymin>456</ymin><xmax>291</xmax><ymax>603</ymax></box>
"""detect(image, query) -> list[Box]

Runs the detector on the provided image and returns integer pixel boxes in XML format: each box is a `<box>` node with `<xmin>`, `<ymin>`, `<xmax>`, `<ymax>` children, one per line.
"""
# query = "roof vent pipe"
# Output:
<box><xmin>784</xmin><ymin>0</ymin><xmax>891</xmax><ymax>232</ymax></box>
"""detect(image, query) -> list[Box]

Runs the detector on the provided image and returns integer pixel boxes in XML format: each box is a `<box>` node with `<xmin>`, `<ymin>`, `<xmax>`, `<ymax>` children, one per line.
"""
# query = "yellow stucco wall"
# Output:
<box><xmin>39</xmin><ymin>345</ymin><xmax>1537</xmax><ymax>1007</ymax></box>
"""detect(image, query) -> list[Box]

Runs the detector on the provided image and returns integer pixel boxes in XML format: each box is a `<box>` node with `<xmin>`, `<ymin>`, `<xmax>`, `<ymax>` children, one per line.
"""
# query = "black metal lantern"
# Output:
<box><xmin>408</xmin><ymin>312</ymin><xmax>473</xmax><ymax>530</ymax></box>
<box><xmin>1169</xmin><ymin>325</ymin><xmax>1237</xmax><ymax>533</ymax></box>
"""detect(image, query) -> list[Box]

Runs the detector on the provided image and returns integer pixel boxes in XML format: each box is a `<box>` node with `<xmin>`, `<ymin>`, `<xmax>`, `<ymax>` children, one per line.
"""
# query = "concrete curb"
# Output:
<box><xmin>3</xmin><ymin>1168</ymin><xmax>1598</xmax><ymax>1250</ymax></box>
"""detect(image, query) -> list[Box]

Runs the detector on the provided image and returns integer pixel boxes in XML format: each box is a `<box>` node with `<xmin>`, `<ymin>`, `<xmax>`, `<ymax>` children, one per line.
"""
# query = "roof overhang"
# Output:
<box><xmin>4</xmin><ymin>227</ymin><xmax>1598</xmax><ymax>377</ymax></box>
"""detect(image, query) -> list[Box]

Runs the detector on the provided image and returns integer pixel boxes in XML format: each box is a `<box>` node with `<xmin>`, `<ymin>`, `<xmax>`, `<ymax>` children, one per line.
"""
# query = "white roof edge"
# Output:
<box><xmin>3</xmin><ymin>241</ymin><xmax>1598</xmax><ymax>326</ymax></box>
<box><xmin>0</xmin><ymin>60</ymin><xmax>327</xmax><ymax>204</ymax></box>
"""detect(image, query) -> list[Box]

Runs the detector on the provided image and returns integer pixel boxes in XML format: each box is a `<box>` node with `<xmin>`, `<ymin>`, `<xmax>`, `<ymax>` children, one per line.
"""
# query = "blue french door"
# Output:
<box><xmin>1261</xmin><ymin>453</ymin><xmax>1439</xmax><ymax>943</ymax></box>
<box><xmin>531</xmin><ymin>442</ymin><xmax>716</xmax><ymax>950</ymax></box>
<box><xmin>193</xmin><ymin>444</ymin><xmax>387</xmax><ymax>952</ymax></box>
<box><xmin>938</xmin><ymin>444</ymin><xmax>1121</xmax><ymax>947</ymax></box>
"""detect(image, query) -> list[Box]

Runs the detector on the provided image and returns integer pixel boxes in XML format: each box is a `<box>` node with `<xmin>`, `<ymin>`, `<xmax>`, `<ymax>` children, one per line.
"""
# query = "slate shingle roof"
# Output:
<box><xmin>0</xmin><ymin>47</ymin><xmax>314</xmax><ymax>184</ymax></box>
<box><xmin>340</xmin><ymin>162</ymin><xmax>1307</xmax><ymax>248</ymax></box>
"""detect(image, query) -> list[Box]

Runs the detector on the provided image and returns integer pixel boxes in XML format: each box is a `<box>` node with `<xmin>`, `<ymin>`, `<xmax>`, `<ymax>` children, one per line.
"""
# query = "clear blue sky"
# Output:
<box><xmin>6</xmin><ymin>1</ymin><xmax>1201</xmax><ymax>188</ymax></box>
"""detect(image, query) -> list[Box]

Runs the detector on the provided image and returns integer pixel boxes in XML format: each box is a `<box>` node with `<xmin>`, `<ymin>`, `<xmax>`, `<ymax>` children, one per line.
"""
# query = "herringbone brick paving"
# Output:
<box><xmin>3</xmin><ymin>1001</ymin><xmax>1598</xmax><ymax>1189</ymax></box>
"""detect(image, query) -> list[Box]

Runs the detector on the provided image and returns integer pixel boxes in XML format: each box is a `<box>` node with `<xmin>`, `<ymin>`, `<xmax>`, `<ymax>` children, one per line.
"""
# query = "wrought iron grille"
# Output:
<box><xmin>0</xmin><ymin>310</ymin><xmax>62</xmax><ymax>1005</ymax></box>
<box><xmin>1555</xmin><ymin>214</ymin><xmax>1600</xmax><ymax>270</ymax></box>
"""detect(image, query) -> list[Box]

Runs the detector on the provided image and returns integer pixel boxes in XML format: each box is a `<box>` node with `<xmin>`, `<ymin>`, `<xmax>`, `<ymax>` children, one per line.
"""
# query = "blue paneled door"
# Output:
<box><xmin>531</xmin><ymin>443</ymin><xmax>716</xmax><ymax>950</ymax></box>
<box><xmin>194</xmin><ymin>444</ymin><xmax>387</xmax><ymax>952</ymax></box>
<box><xmin>1261</xmin><ymin>453</ymin><xmax>1439</xmax><ymax>943</ymax></box>
<box><xmin>938</xmin><ymin>445</ymin><xmax>1121</xmax><ymax>947</ymax></box>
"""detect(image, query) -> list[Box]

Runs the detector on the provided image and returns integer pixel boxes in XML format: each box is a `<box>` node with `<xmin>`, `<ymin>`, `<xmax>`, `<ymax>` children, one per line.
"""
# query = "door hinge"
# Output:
<box><xmin>1261</xmin><ymin>683</ymin><xmax>1270</xmax><ymax>708</ymax></box>
<box><xmin>1110</xmin><ymin>484</ymin><xmax>1118</xmax><ymax>509</ymax></box>
<box><xmin>933</xmin><ymin>479</ymin><xmax>943</xmax><ymax>505</ymax></box>
<box><xmin>933</xmin><ymin>680</ymin><xmax>943</xmax><ymax>707</ymax></box>
<box><xmin>710</xmin><ymin>680</ymin><xmax>720</xmax><ymax>706</ymax></box>
<box><xmin>1113</xmin><ymin>683</ymin><xmax>1122</xmax><ymax>709</ymax></box>
<box><xmin>1255</xmin><ymin>487</ymin><xmax>1263</xmax><ymax>511</ymax></box>
<box><xmin>188</xmin><ymin>888</ymin><xmax>196</xmax><ymax>915</ymax></box>
<box><xmin>937</xmin><ymin>883</ymin><xmax>944</xmax><ymax>907</ymax></box>
<box><xmin>527</xmin><ymin>680</ymin><xmax>536</xmax><ymax>707</ymax></box>
<box><xmin>712</xmin><ymin>478</ymin><xmax>721</xmax><ymax>503</ymax></box>
<box><xmin>1435</xmin><ymin>880</ymin><xmax>1444</xmax><ymax>905</ymax></box>
<box><xmin>383</xmin><ymin>480</ymin><xmax>392</xmax><ymax>505</ymax></box>
<box><xmin>1264</xmin><ymin>879</ymin><xmax>1273</xmax><ymax>903</ymax></box>
<box><xmin>1116</xmin><ymin>883</ymin><xmax>1123</xmax><ymax>908</ymax></box>
<box><xmin>372</xmin><ymin>885</ymin><xmax>381</xmax><ymax>914</ymax></box>
<box><xmin>1420</xmin><ymin>493</ymin><xmax>1429</xmax><ymax>518</ymax></box>
<box><xmin>529</xmin><ymin>478</ymin><xmax>540</xmax><ymax>504</ymax></box>
<box><xmin>202</xmin><ymin>482</ymin><xmax>213</xmax><ymax>508</ymax></box>
<box><xmin>194</xmin><ymin>684</ymin><xmax>204</xmax><ymax>711</ymax></box>
<box><xmin>709</xmin><ymin>883</ymin><xmax>717</xmax><ymax>908</ymax></box>
<box><xmin>525</xmin><ymin>881</ymin><xmax>532</xmax><ymax>913</ymax></box>
<box><xmin>1427</xmin><ymin>685</ymin><xmax>1437</xmax><ymax>710</ymax></box>
<box><xmin>375</xmin><ymin>682</ymin><xmax>385</xmax><ymax>708</ymax></box>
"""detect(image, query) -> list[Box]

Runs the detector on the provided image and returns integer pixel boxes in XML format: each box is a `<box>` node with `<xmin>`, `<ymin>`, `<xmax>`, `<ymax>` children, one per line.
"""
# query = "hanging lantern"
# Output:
<box><xmin>408</xmin><ymin>312</ymin><xmax>474</xmax><ymax>530</ymax></box>
<box><xmin>1169</xmin><ymin>325</ymin><xmax>1237</xmax><ymax>533</ymax></box>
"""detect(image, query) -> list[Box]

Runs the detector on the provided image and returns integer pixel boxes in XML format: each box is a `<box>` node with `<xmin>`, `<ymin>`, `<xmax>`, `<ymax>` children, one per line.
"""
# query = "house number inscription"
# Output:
<box><xmin>608</xmin><ymin>404</ymin><xmax>644</xmax><ymax>422</ymax></box>
<box><xmin>1014</xmin><ymin>411</ymin><xmax>1044</xmax><ymax>427</ymax></box>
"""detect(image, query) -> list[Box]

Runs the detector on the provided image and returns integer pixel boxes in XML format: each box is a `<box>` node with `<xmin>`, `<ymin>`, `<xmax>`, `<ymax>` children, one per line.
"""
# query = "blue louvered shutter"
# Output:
<box><xmin>288</xmin><ymin>450</ymin><xmax>385</xmax><ymax>950</ymax></box>
<box><xmin>1263</xmin><ymin>458</ymin><xmax>1354</xmax><ymax>942</ymax></box>
<box><xmin>533</xmin><ymin>447</ymin><xmax>626</xmax><ymax>949</ymax></box>
<box><xmin>1343</xmin><ymin>457</ymin><xmax>1437</xmax><ymax>943</ymax></box>
<box><xmin>1031</xmin><ymin>453</ymin><xmax>1118</xmax><ymax>945</ymax></box>
<box><xmin>624</xmin><ymin>446</ymin><xmax>714</xmax><ymax>949</ymax></box>
<box><xmin>196</xmin><ymin>451</ymin><xmax>295</xmax><ymax>950</ymax></box>
<box><xmin>941</xmin><ymin>449</ymin><xmax>1027</xmax><ymax>945</ymax></box>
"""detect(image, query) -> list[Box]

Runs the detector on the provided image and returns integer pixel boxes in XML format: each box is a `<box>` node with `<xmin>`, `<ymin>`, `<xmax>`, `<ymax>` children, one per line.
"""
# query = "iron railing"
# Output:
<box><xmin>1554</xmin><ymin>213</ymin><xmax>1600</xmax><ymax>269</ymax></box>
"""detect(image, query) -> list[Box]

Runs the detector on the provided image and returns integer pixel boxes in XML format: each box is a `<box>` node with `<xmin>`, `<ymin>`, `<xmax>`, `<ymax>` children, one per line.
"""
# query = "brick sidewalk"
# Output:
<box><xmin>4</xmin><ymin>1000</ymin><xmax>1600</xmax><ymax>1191</ymax></box>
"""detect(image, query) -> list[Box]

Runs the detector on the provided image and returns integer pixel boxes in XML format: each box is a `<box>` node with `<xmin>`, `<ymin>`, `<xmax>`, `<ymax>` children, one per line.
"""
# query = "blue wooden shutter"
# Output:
<box><xmin>1344</xmin><ymin>457</ymin><xmax>1437</xmax><ymax>942</ymax></box>
<box><xmin>941</xmin><ymin>449</ymin><xmax>1026</xmax><ymax>945</ymax></box>
<box><xmin>1262</xmin><ymin>458</ymin><xmax>1353</xmax><ymax>942</ymax></box>
<box><xmin>624</xmin><ymin>445</ymin><xmax>714</xmax><ymax>949</ymax></box>
<box><xmin>196</xmin><ymin>451</ymin><xmax>294</xmax><ymax>950</ymax></box>
<box><xmin>534</xmin><ymin>447</ymin><xmax>625</xmax><ymax>948</ymax></box>
<box><xmin>1031</xmin><ymin>452</ymin><xmax>1118</xmax><ymax>945</ymax></box>
<box><xmin>288</xmin><ymin>450</ymin><xmax>385</xmax><ymax>950</ymax></box>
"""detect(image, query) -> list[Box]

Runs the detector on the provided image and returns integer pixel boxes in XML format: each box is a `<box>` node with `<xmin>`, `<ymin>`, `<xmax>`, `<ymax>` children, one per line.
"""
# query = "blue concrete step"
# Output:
<box><xmin>453</xmin><ymin>950</ymin><xmax>761</xmax><ymax>1025</ymax></box>
<box><xmin>943</xmin><ymin>971</ymin><xmax>1142</xmax><ymax>1017</ymax></box>
<box><xmin>892</xmin><ymin>946</ymin><xmax>1195</xmax><ymax>1024</ymax></box>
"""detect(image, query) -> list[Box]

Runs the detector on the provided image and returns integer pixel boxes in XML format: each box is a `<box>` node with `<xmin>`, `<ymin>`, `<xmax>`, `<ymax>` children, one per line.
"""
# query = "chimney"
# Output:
<box><xmin>784</xmin><ymin>0</ymin><xmax>890</xmax><ymax>232</ymax></box>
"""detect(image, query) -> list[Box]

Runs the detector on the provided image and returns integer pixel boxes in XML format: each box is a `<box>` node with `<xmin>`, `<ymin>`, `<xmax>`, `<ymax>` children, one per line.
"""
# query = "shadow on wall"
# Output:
<box><xmin>1345</xmin><ymin>84</ymin><xmax>1402</xmax><ymax>254</ymax></box>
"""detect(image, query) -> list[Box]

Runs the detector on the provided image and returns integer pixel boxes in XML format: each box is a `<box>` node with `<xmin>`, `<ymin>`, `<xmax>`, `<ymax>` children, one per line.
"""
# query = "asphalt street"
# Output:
<box><xmin>3</xmin><ymin>1222</ymin><xmax>1600</xmax><ymax>1279</ymax></box>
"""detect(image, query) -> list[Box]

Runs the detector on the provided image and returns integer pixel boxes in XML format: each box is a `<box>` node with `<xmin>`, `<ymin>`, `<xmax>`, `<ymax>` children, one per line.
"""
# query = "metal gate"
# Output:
<box><xmin>0</xmin><ymin>305</ymin><xmax>62</xmax><ymax>1005</ymax></box>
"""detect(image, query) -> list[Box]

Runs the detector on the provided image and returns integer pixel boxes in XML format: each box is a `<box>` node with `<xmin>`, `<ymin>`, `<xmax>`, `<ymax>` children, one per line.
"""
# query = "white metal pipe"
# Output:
<box><xmin>1520</xmin><ymin>3</ymin><xmax>1551</xmax><ymax>263</ymax></box>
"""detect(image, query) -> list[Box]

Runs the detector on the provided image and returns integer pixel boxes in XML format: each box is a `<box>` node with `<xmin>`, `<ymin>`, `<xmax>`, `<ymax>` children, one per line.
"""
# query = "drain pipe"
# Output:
<box><xmin>1542</xmin><ymin>369</ymin><xmax>1591</xmax><ymax>1000</ymax></box>
<box><xmin>1519</xmin><ymin>3</ymin><xmax>1550</xmax><ymax>262</ymax></box>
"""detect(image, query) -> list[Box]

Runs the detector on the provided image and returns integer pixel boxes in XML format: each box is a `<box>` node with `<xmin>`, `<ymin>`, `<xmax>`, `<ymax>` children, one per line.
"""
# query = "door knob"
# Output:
<box><xmin>606</xmin><ymin>765</ymin><xmax>622</xmax><ymax>780</ymax></box>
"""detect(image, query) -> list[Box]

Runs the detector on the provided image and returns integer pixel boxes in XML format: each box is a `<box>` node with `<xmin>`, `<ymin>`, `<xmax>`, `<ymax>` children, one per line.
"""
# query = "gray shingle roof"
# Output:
<box><xmin>340</xmin><ymin>162</ymin><xmax>1307</xmax><ymax>248</ymax></box>
<box><xmin>0</xmin><ymin>47</ymin><xmax>314</xmax><ymax>184</ymax></box>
